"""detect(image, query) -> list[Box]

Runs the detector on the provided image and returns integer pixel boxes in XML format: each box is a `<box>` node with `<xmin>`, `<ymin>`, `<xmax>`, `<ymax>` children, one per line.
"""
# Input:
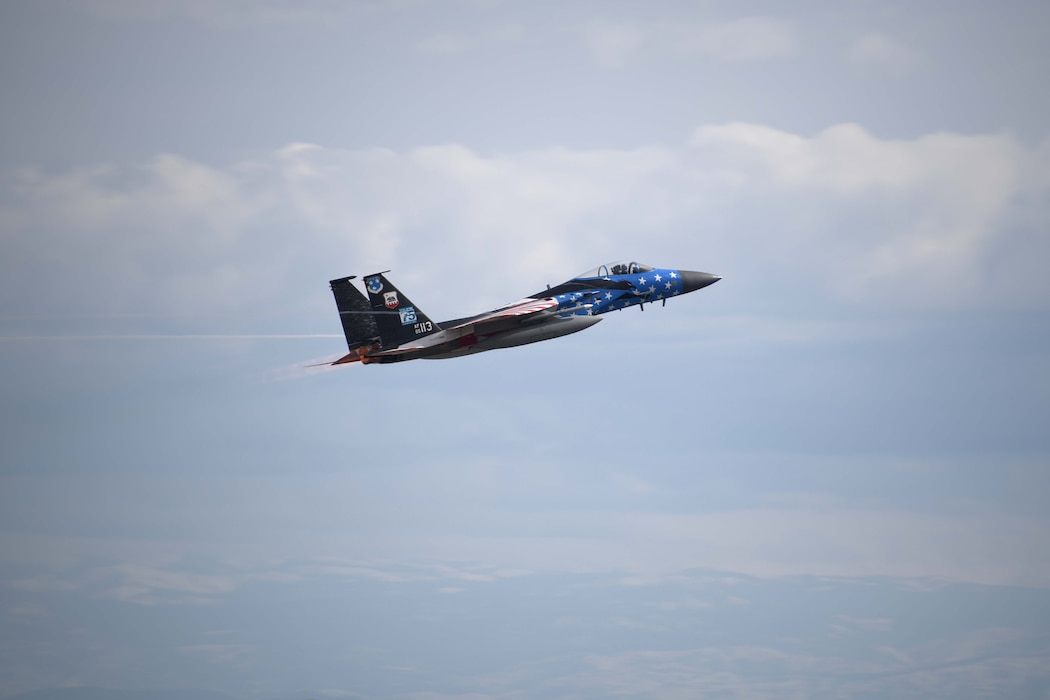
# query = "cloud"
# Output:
<box><xmin>583</xmin><ymin>22</ymin><xmax>645</xmax><ymax>67</ymax></box>
<box><xmin>585</xmin><ymin>17</ymin><xmax>798</xmax><ymax>67</ymax></box>
<box><xmin>689</xmin><ymin>122</ymin><xmax>1036</xmax><ymax>306</ymax></box>
<box><xmin>849</xmin><ymin>32</ymin><xmax>921</xmax><ymax>71</ymax></box>
<box><xmin>2</xmin><ymin>556</ymin><xmax>536</xmax><ymax>617</ymax></box>
<box><xmin>10</xmin><ymin>561</ymin><xmax>247</xmax><ymax>606</ymax></box>
<box><xmin>834</xmin><ymin>614</ymin><xmax>894</xmax><ymax>634</ymax></box>
<box><xmin>415</xmin><ymin>25</ymin><xmax>523</xmax><ymax>55</ymax></box>
<box><xmin>674</xmin><ymin>16</ymin><xmax>798</xmax><ymax>62</ymax></box>
<box><xmin>87</xmin><ymin>563</ymin><xmax>243</xmax><ymax>606</ymax></box>
<box><xmin>2</xmin><ymin>125</ymin><xmax>1047</xmax><ymax>324</ymax></box>
<box><xmin>562</xmin><ymin>633</ymin><xmax>1050</xmax><ymax>700</ymax></box>
<box><xmin>78</xmin><ymin>0</ymin><xmax>351</xmax><ymax>27</ymax></box>
<box><xmin>177</xmin><ymin>643</ymin><xmax>255</xmax><ymax>665</ymax></box>
<box><xmin>416</xmin><ymin>32</ymin><xmax>474</xmax><ymax>55</ymax></box>
<box><xmin>395</xmin><ymin>508</ymin><xmax>1050</xmax><ymax>587</ymax></box>
<box><xmin>8</xmin><ymin>602</ymin><xmax>50</xmax><ymax>618</ymax></box>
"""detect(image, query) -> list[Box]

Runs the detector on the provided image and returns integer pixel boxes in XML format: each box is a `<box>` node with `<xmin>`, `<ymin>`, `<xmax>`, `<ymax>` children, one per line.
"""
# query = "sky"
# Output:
<box><xmin>2</xmin><ymin>1</ymin><xmax>1050</xmax><ymax>698</ymax></box>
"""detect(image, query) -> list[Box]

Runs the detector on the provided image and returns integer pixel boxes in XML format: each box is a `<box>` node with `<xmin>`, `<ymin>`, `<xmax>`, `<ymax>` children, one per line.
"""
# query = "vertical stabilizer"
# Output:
<box><xmin>361</xmin><ymin>273</ymin><xmax>441</xmax><ymax>349</ymax></box>
<box><xmin>329</xmin><ymin>276</ymin><xmax>380</xmax><ymax>350</ymax></box>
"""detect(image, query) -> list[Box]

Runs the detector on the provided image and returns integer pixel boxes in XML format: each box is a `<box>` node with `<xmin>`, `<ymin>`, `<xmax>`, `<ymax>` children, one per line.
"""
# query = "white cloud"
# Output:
<box><xmin>849</xmin><ymin>33</ymin><xmax>921</xmax><ymax>71</ymax></box>
<box><xmin>689</xmin><ymin>122</ymin><xmax>1031</xmax><ymax>305</ymax></box>
<box><xmin>399</xmin><ymin>508</ymin><xmax>1050</xmax><ymax>588</ymax></box>
<box><xmin>673</xmin><ymin>16</ymin><xmax>798</xmax><ymax>62</ymax></box>
<box><xmin>836</xmin><ymin>614</ymin><xmax>893</xmax><ymax>632</ymax></box>
<box><xmin>563</xmin><ymin>634</ymin><xmax>1050</xmax><ymax>700</ymax></box>
<box><xmin>585</xmin><ymin>17</ymin><xmax>797</xmax><ymax>67</ymax></box>
<box><xmin>176</xmin><ymin>643</ymin><xmax>255</xmax><ymax>664</ymax></box>
<box><xmin>8</xmin><ymin>602</ymin><xmax>50</xmax><ymax>618</ymax></box>
<box><xmin>2</xmin><ymin>125</ymin><xmax>1047</xmax><ymax>321</ymax></box>
<box><xmin>415</xmin><ymin>24</ymin><xmax>523</xmax><ymax>55</ymax></box>
<box><xmin>584</xmin><ymin>22</ymin><xmax>645</xmax><ymax>67</ymax></box>
<box><xmin>79</xmin><ymin>0</ymin><xmax>350</xmax><ymax>27</ymax></box>
<box><xmin>416</xmin><ymin>32</ymin><xmax>473</xmax><ymax>55</ymax></box>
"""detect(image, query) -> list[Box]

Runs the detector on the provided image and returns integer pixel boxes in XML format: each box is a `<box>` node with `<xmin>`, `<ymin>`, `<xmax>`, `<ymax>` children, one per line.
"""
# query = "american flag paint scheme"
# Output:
<box><xmin>325</xmin><ymin>261</ymin><xmax>720</xmax><ymax>364</ymax></box>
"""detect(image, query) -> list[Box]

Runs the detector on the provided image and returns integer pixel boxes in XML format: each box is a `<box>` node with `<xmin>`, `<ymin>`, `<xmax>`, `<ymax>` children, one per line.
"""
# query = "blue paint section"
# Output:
<box><xmin>365</xmin><ymin>276</ymin><xmax>383</xmax><ymax>294</ymax></box>
<box><xmin>553</xmin><ymin>268</ymin><xmax>685</xmax><ymax>316</ymax></box>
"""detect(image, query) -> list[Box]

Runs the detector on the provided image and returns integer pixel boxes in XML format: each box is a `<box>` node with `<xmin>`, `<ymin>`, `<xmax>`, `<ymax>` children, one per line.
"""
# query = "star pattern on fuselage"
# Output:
<box><xmin>552</xmin><ymin>268</ymin><xmax>685</xmax><ymax>316</ymax></box>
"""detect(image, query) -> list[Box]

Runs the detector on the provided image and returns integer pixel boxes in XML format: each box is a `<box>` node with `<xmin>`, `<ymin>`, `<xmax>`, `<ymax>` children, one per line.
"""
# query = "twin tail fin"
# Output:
<box><xmin>329</xmin><ymin>276</ymin><xmax>380</xmax><ymax>351</ymax></box>
<box><xmin>327</xmin><ymin>273</ymin><xmax>441</xmax><ymax>350</ymax></box>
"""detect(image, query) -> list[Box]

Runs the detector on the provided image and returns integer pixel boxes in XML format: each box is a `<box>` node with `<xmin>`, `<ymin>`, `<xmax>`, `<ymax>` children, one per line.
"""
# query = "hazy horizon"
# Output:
<box><xmin>2</xmin><ymin>1</ymin><xmax>1049</xmax><ymax>698</ymax></box>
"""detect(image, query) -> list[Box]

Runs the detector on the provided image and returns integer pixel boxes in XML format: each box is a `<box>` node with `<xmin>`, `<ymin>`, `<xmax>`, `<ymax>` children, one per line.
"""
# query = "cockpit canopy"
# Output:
<box><xmin>576</xmin><ymin>261</ymin><xmax>656</xmax><ymax>279</ymax></box>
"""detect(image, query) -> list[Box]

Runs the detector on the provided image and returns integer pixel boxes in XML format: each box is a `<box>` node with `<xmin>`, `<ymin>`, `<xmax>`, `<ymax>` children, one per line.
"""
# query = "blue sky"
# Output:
<box><xmin>2</xmin><ymin>1</ymin><xmax>1050</xmax><ymax>698</ymax></box>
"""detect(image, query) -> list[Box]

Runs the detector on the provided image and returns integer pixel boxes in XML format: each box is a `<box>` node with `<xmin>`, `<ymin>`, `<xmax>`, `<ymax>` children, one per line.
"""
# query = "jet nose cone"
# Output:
<box><xmin>679</xmin><ymin>270</ymin><xmax>722</xmax><ymax>293</ymax></box>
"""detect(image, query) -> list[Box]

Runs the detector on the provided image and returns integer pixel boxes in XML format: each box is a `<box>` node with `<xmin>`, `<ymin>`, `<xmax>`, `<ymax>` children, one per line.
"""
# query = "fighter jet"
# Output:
<box><xmin>326</xmin><ymin>261</ymin><xmax>720</xmax><ymax>364</ymax></box>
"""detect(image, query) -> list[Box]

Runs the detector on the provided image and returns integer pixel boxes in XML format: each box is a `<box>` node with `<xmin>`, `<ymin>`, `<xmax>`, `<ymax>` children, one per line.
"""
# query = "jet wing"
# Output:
<box><xmin>357</xmin><ymin>298</ymin><xmax>567</xmax><ymax>362</ymax></box>
<box><xmin>445</xmin><ymin>298</ymin><xmax>563</xmax><ymax>337</ymax></box>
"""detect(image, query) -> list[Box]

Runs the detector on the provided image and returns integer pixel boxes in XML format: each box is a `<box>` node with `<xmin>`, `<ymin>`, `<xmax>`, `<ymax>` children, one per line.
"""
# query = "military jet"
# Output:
<box><xmin>326</xmin><ymin>261</ymin><xmax>720</xmax><ymax>364</ymax></box>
